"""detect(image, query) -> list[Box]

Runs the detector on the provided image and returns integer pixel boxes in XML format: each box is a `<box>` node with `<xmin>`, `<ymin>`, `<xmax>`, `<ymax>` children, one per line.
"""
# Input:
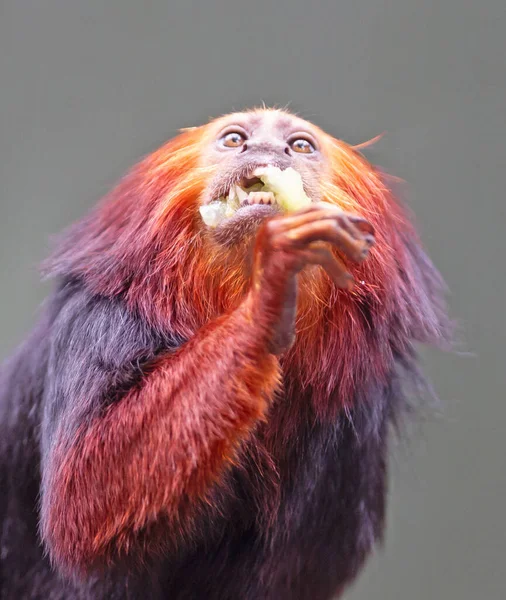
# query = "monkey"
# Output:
<box><xmin>0</xmin><ymin>108</ymin><xmax>450</xmax><ymax>599</ymax></box>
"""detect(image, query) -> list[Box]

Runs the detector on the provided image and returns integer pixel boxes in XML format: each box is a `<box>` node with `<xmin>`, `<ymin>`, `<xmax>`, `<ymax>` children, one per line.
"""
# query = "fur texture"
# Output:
<box><xmin>0</xmin><ymin>108</ymin><xmax>450</xmax><ymax>599</ymax></box>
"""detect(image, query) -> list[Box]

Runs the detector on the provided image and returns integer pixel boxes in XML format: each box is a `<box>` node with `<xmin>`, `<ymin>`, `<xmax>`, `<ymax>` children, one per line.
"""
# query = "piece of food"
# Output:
<box><xmin>254</xmin><ymin>166</ymin><xmax>312</xmax><ymax>212</ymax></box>
<box><xmin>199</xmin><ymin>201</ymin><xmax>228</xmax><ymax>227</ymax></box>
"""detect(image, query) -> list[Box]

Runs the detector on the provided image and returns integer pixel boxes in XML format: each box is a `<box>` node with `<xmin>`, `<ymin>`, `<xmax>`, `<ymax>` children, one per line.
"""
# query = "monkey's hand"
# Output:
<box><xmin>250</xmin><ymin>203</ymin><xmax>375</xmax><ymax>354</ymax></box>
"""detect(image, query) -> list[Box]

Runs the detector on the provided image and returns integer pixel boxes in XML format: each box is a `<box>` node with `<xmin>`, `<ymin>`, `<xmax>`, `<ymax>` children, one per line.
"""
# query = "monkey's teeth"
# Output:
<box><xmin>235</xmin><ymin>185</ymin><xmax>248</xmax><ymax>203</ymax></box>
<box><xmin>201</xmin><ymin>183</ymin><xmax>279</xmax><ymax>227</ymax></box>
<box><xmin>245</xmin><ymin>191</ymin><xmax>276</xmax><ymax>206</ymax></box>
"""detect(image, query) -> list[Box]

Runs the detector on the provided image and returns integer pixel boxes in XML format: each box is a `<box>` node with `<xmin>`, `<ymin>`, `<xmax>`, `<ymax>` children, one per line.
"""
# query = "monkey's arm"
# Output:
<box><xmin>41</xmin><ymin>205</ymin><xmax>372</xmax><ymax>575</ymax></box>
<box><xmin>40</xmin><ymin>284</ymin><xmax>280</xmax><ymax>575</ymax></box>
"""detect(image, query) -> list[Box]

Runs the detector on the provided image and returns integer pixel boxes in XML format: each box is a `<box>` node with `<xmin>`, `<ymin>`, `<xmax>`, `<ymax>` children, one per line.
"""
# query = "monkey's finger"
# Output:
<box><xmin>277</xmin><ymin>220</ymin><xmax>370</xmax><ymax>263</ymax></box>
<box><xmin>297</xmin><ymin>202</ymin><xmax>375</xmax><ymax>237</ymax></box>
<box><xmin>336</xmin><ymin>214</ymin><xmax>373</xmax><ymax>242</ymax></box>
<box><xmin>345</xmin><ymin>214</ymin><xmax>375</xmax><ymax>236</ymax></box>
<box><xmin>298</xmin><ymin>246</ymin><xmax>354</xmax><ymax>289</ymax></box>
<box><xmin>272</xmin><ymin>201</ymin><xmax>350</xmax><ymax>223</ymax></box>
<box><xmin>272</xmin><ymin>206</ymin><xmax>375</xmax><ymax>244</ymax></box>
<box><xmin>270</xmin><ymin>207</ymin><xmax>346</xmax><ymax>232</ymax></box>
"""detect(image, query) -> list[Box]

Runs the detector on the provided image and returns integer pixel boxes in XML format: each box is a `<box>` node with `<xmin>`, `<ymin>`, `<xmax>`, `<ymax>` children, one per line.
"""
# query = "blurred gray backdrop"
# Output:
<box><xmin>1</xmin><ymin>1</ymin><xmax>505</xmax><ymax>598</ymax></box>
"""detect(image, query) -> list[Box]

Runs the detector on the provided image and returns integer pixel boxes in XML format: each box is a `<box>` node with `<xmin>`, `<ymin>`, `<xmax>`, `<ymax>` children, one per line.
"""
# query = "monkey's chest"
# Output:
<box><xmin>162</xmin><ymin>413</ymin><xmax>387</xmax><ymax>599</ymax></box>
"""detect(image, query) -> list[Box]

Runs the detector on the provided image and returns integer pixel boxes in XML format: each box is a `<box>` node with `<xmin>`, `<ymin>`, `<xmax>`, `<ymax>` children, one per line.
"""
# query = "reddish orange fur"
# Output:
<box><xmin>44</xmin><ymin>301</ymin><xmax>280</xmax><ymax>573</ymax></box>
<box><xmin>53</xmin><ymin>110</ymin><xmax>429</xmax><ymax>417</ymax></box>
<box><xmin>43</xmin><ymin>109</ymin><xmax>445</xmax><ymax>572</ymax></box>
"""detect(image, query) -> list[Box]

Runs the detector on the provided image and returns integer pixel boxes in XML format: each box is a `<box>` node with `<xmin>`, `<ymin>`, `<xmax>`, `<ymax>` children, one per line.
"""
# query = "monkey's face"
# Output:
<box><xmin>199</xmin><ymin>110</ymin><xmax>328</xmax><ymax>242</ymax></box>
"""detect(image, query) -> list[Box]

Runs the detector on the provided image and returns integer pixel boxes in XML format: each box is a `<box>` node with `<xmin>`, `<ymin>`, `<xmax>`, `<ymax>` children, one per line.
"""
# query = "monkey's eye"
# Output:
<box><xmin>289</xmin><ymin>138</ymin><xmax>316</xmax><ymax>154</ymax></box>
<box><xmin>221</xmin><ymin>131</ymin><xmax>247</xmax><ymax>148</ymax></box>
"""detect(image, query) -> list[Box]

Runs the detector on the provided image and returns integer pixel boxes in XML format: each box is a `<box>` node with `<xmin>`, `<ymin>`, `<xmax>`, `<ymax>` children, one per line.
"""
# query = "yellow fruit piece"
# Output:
<box><xmin>254</xmin><ymin>166</ymin><xmax>311</xmax><ymax>212</ymax></box>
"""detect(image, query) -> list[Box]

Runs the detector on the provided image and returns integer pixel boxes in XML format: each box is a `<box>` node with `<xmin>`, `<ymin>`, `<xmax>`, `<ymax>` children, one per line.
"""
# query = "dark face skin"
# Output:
<box><xmin>200</xmin><ymin>111</ymin><xmax>329</xmax><ymax>244</ymax></box>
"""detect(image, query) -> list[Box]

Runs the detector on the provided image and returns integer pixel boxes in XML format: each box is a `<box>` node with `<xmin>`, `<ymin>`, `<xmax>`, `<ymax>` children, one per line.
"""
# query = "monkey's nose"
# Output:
<box><xmin>240</xmin><ymin>142</ymin><xmax>293</xmax><ymax>171</ymax></box>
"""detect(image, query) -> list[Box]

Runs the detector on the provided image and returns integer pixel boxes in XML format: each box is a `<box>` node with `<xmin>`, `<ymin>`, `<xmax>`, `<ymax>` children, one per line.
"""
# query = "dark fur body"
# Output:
<box><xmin>0</xmin><ymin>109</ymin><xmax>450</xmax><ymax>599</ymax></box>
<box><xmin>0</xmin><ymin>277</ymin><xmax>402</xmax><ymax>599</ymax></box>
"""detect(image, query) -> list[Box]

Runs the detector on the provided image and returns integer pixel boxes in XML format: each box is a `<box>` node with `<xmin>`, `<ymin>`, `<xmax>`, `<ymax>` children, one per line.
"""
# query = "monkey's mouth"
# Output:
<box><xmin>231</xmin><ymin>175</ymin><xmax>278</xmax><ymax>206</ymax></box>
<box><xmin>200</xmin><ymin>166</ymin><xmax>312</xmax><ymax>229</ymax></box>
<box><xmin>199</xmin><ymin>172</ymin><xmax>280</xmax><ymax>228</ymax></box>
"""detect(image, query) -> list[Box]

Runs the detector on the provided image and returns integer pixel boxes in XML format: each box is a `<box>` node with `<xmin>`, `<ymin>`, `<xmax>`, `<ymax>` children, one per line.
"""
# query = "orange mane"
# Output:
<box><xmin>47</xmin><ymin>110</ymin><xmax>449</xmax><ymax>419</ymax></box>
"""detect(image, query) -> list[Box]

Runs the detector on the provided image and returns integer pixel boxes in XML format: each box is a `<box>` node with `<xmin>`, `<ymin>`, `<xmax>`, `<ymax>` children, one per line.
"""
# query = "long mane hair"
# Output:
<box><xmin>46</xmin><ymin>109</ymin><xmax>451</xmax><ymax>421</ymax></box>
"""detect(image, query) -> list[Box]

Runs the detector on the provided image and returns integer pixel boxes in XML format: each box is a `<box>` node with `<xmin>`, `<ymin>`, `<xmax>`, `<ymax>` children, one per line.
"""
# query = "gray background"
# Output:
<box><xmin>1</xmin><ymin>1</ymin><xmax>505</xmax><ymax>598</ymax></box>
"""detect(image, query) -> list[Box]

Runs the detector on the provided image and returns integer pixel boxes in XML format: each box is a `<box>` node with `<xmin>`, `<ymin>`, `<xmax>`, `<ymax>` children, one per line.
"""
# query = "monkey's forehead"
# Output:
<box><xmin>206</xmin><ymin>109</ymin><xmax>324</xmax><ymax>138</ymax></box>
